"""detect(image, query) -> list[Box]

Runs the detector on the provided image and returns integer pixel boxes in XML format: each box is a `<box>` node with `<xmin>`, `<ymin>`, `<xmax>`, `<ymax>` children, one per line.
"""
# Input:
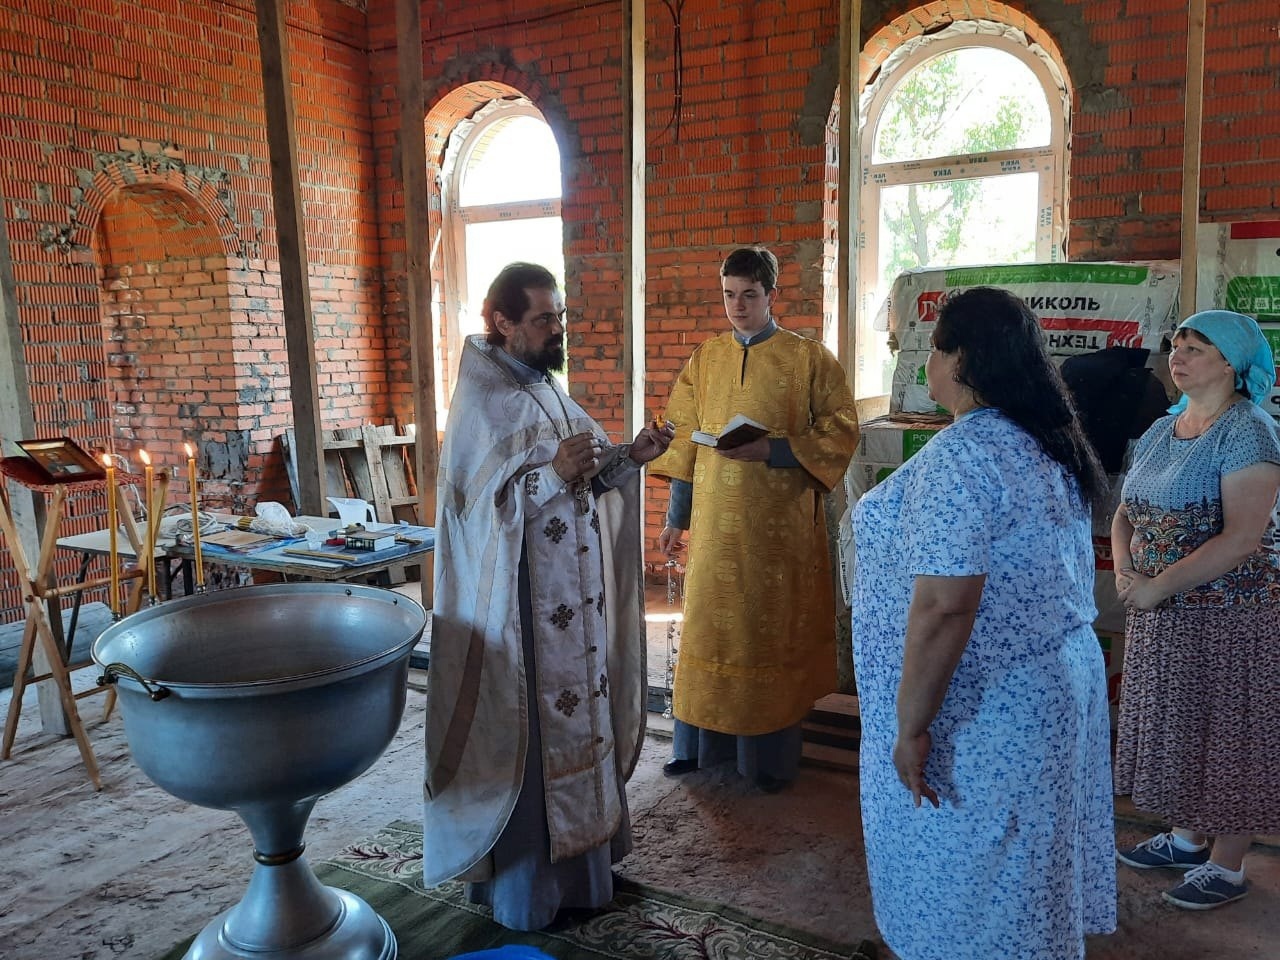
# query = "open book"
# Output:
<box><xmin>691</xmin><ymin>414</ymin><xmax>769</xmax><ymax>450</ymax></box>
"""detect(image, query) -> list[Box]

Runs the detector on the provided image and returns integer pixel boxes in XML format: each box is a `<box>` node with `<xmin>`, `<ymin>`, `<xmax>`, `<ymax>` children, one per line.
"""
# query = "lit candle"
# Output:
<box><xmin>102</xmin><ymin>454</ymin><xmax>118</xmax><ymax>618</ymax></box>
<box><xmin>184</xmin><ymin>442</ymin><xmax>204</xmax><ymax>588</ymax></box>
<box><xmin>138</xmin><ymin>449</ymin><xmax>156</xmax><ymax>601</ymax></box>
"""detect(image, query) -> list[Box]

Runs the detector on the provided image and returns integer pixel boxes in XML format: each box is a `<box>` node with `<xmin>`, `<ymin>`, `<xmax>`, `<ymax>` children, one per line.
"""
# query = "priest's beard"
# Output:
<box><xmin>528</xmin><ymin>339</ymin><xmax>566</xmax><ymax>374</ymax></box>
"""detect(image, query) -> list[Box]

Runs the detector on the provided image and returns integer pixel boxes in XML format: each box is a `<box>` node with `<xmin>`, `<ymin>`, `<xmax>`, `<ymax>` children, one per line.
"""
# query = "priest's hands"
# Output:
<box><xmin>552</xmin><ymin>433</ymin><xmax>602</xmax><ymax>483</ymax></box>
<box><xmin>629</xmin><ymin>420</ymin><xmax>676</xmax><ymax>464</ymax></box>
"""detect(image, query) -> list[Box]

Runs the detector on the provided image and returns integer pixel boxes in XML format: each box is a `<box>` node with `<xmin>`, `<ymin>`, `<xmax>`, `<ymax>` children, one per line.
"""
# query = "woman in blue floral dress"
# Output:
<box><xmin>1112</xmin><ymin>310</ymin><xmax>1280</xmax><ymax>910</ymax></box>
<box><xmin>852</xmin><ymin>287</ymin><xmax>1116</xmax><ymax>960</ymax></box>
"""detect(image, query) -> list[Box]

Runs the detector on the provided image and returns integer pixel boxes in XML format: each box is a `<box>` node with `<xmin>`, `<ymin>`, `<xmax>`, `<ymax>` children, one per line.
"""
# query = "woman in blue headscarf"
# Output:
<box><xmin>1112</xmin><ymin>309</ymin><xmax>1280</xmax><ymax>911</ymax></box>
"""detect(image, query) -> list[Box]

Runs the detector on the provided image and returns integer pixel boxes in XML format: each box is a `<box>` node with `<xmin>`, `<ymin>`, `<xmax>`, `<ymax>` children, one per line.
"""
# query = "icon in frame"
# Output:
<box><xmin>14</xmin><ymin>437</ymin><xmax>107</xmax><ymax>484</ymax></box>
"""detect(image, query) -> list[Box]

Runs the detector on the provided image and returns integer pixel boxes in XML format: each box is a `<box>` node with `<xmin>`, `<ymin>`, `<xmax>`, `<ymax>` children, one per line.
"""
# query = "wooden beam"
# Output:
<box><xmin>837</xmin><ymin>0</ymin><xmax>863</xmax><ymax>388</ymax></box>
<box><xmin>623</xmin><ymin>0</ymin><xmax>645</xmax><ymax>438</ymax></box>
<box><xmin>0</xmin><ymin>191</ymin><xmax>65</xmax><ymax>733</ymax></box>
<box><xmin>254</xmin><ymin>0</ymin><xmax>325</xmax><ymax>515</ymax></box>
<box><xmin>1179</xmin><ymin>0</ymin><xmax>1207</xmax><ymax>319</ymax></box>
<box><xmin>395</xmin><ymin>0</ymin><xmax>438</xmax><ymax>605</ymax></box>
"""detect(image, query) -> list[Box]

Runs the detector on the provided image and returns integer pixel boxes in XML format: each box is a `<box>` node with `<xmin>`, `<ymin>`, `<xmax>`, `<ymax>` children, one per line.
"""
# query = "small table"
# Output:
<box><xmin>164</xmin><ymin>514</ymin><xmax>435</xmax><ymax>585</ymax></box>
<box><xmin>56</xmin><ymin>528</ymin><xmax>184</xmax><ymax>603</ymax></box>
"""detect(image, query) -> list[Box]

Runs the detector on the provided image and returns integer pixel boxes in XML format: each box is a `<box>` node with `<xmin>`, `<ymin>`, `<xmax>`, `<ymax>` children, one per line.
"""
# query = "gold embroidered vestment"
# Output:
<box><xmin>649</xmin><ymin>328</ymin><xmax>859</xmax><ymax>735</ymax></box>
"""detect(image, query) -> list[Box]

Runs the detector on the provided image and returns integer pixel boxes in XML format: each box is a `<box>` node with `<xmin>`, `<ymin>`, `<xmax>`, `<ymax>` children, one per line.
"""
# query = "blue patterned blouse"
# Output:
<box><xmin>1120</xmin><ymin>400</ymin><xmax>1280</xmax><ymax>606</ymax></box>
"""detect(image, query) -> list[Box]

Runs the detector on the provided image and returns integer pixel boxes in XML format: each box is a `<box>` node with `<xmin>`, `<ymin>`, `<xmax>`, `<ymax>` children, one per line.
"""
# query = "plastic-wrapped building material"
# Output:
<box><xmin>880</xmin><ymin>261</ymin><xmax>1181</xmax><ymax>414</ymax></box>
<box><xmin>1196</xmin><ymin>220</ymin><xmax>1280</xmax><ymax>419</ymax></box>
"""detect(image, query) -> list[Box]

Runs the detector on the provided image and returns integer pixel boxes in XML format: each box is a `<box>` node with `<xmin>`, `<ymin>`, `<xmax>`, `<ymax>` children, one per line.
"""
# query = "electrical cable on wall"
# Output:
<box><xmin>654</xmin><ymin>0</ymin><xmax>686</xmax><ymax>144</ymax></box>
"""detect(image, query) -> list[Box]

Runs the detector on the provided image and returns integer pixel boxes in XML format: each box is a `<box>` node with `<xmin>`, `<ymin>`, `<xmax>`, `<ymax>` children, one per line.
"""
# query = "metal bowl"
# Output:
<box><xmin>92</xmin><ymin>582</ymin><xmax>426</xmax><ymax>810</ymax></box>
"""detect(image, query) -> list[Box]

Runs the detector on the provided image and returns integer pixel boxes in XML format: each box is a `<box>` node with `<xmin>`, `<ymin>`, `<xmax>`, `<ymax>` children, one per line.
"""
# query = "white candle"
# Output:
<box><xmin>138</xmin><ymin>449</ymin><xmax>155</xmax><ymax>600</ymax></box>
<box><xmin>102</xmin><ymin>454</ymin><xmax>118</xmax><ymax>617</ymax></box>
<box><xmin>184</xmin><ymin>442</ymin><xmax>204</xmax><ymax>588</ymax></box>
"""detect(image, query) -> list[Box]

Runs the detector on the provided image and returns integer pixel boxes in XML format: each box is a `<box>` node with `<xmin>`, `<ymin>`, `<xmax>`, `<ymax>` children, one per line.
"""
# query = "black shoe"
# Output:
<box><xmin>755</xmin><ymin>774</ymin><xmax>790</xmax><ymax>794</ymax></box>
<box><xmin>662</xmin><ymin>757</ymin><xmax>699</xmax><ymax>777</ymax></box>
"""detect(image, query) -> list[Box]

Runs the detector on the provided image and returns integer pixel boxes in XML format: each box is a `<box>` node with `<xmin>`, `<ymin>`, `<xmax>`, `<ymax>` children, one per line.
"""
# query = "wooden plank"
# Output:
<box><xmin>283</xmin><ymin>429</ymin><xmax>349</xmax><ymax>514</ymax></box>
<box><xmin>396</xmin><ymin>0</ymin><xmax>437</xmax><ymax>607</ymax></box>
<box><xmin>375</xmin><ymin>426</ymin><xmax>414</xmax><ymax>504</ymax></box>
<box><xmin>1179</xmin><ymin>0</ymin><xmax>1207</xmax><ymax>319</ymax></box>
<box><xmin>280</xmin><ymin>429</ymin><xmax>300</xmax><ymax>512</ymax></box>
<box><xmin>0</xmin><ymin>183</ymin><xmax>66</xmax><ymax>734</ymax></box>
<box><xmin>837</xmin><ymin>0</ymin><xmax>862</xmax><ymax>383</ymax></box>
<box><xmin>254</xmin><ymin>0</ymin><xmax>324</xmax><ymax>515</ymax></box>
<box><xmin>361</xmin><ymin>425</ymin><xmax>415</xmax><ymax>584</ymax></box>
<box><xmin>360</xmin><ymin>424</ymin><xmax>394</xmax><ymax>523</ymax></box>
<box><xmin>333</xmin><ymin>426</ymin><xmax>375</xmax><ymax>505</ymax></box>
<box><xmin>622</xmin><ymin>0</ymin><xmax>645</xmax><ymax>440</ymax></box>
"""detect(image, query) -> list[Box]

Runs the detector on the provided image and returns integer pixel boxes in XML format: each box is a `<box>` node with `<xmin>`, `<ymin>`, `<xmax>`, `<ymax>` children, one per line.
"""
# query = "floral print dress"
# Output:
<box><xmin>1114</xmin><ymin>401</ymin><xmax>1280</xmax><ymax>833</ymax></box>
<box><xmin>852</xmin><ymin>408</ymin><xmax>1115</xmax><ymax>960</ymax></box>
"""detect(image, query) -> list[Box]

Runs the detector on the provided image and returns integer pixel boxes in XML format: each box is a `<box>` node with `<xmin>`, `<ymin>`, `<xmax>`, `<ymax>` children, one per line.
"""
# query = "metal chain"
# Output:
<box><xmin>662</xmin><ymin>558</ymin><xmax>684</xmax><ymax>719</ymax></box>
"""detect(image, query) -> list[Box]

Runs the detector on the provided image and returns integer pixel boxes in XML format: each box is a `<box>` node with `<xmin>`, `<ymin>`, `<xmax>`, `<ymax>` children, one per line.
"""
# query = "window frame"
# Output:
<box><xmin>439</xmin><ymin>99</ymin><xmax>563</xmax><ymax>390</ymax></box>
<box><xmin>856</xmin><ymin>24</ymin><xmax>1070</xmax><ymax>397</ymax></box>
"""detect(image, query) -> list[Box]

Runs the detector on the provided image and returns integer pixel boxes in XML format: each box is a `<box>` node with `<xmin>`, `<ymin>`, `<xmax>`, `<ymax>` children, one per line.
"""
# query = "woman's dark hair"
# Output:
<box><xmin>483</xmin><ymin>262</ymin><xmax>558</xmax><ymax>346</ymax></box>
<box><xmin>934</xmin><ymin>286</ymin><xmax>1109</xmax><ymax>505</ymax></box>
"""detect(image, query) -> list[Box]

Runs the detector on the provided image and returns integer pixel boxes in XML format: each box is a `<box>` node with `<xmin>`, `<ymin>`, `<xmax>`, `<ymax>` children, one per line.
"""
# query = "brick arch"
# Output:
<box><xmin>72</xmin><ymin>161</ymin><xmax>242</xmax><ymax>258</ymax></box>
<box><xmin>94</xmin><ymin>185</ymin><xmax>223</xmax><ymax>264</ymax></box>
<box><xmin>422</xmin><ymin>77</ymin><xmax>570</xmax><ymax>411</ymax></box>
<box><xmin>860</xmin><ymin>2</ymin><xmax>1070</xmax><ymax>94</ymax></box>
<box><xmin>425</xmin><ymin>80</ymin><xmax>528</xmax><ymax>168</ymax></box>
<box><xmin>821</xmin><ymin>2</ymin><xmax>1075</xmax><ymax>385</ymax></box>
<box><xmin>424</xmin><ymin>57</ymin><xmax>576</xmax><ymax>165</ymax></box>
<box><xmin>89</xmin><ymin>174</ymin><xmax>248</xmax><ymax>500</ymax></box>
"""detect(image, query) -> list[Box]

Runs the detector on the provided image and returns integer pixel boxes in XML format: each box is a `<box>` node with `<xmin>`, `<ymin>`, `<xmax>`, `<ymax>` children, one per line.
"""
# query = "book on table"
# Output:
<box><xmin>690</xmin><ymin>414</ymin><xmax>769</xmax><ymax>450</ymax></box>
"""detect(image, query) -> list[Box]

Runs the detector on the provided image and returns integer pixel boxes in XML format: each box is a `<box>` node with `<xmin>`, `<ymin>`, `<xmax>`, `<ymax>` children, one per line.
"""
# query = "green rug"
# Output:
<box><xmin>164</xmin><ymin>819</ymin><xmax>870</xmax><ymax>959</ymax></box>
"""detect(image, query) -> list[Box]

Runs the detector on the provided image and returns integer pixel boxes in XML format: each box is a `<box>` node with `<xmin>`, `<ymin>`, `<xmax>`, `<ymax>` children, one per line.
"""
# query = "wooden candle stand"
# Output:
<box><xmin>0</xmin><ymin>457</ymin><xmax>149</xmax><ymax>789</ymax></box>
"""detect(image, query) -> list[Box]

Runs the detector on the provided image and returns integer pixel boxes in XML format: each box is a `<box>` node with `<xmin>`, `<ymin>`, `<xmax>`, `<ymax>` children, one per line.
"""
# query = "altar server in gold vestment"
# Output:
<box><xmin>649</xmin><ymin>246</ymin><xmax>859</xmax><ymax>792</ymax></box>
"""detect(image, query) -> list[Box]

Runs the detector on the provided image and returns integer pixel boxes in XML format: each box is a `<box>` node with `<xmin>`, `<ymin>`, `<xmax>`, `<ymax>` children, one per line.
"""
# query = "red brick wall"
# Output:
<box><xmin>2</xmin><ymin>0</ymin><xmax>1278</xmax><ymax>622</ymax></box>
<box><xmin>0</xmin><ymin>0</ymin><xmax>385</xmax><ymax>620</ymax></box>
<box><xmin>1062</xmin><ymin>0</ymin><xmax>1280</xmax><ymax>257</ymax></box>
<box><xmin>365</xmin><ymin>0</ymin><xmax>632</xmax><ymax>435</ymax></box>
<box><xmin>641</xmin><ymin>0</ymin><xmax>842</xmax><ymax>570</ymax></box>
<box><xmin>863</xmin><ymin>0</ymin><xmax>1280</xmax><ymax>259</ymax></box>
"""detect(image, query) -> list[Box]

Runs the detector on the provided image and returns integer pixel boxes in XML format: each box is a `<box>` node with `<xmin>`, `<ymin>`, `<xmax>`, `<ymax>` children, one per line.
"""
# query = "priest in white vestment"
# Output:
<box><xmin>423</xmin><ymin>262</ymin><xmax>673</xmax><ymax>930</ymax></box>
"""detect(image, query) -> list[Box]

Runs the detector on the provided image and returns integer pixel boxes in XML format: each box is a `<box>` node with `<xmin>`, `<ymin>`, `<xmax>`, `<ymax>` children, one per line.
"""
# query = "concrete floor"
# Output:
<box><xmin>0</xmin><ymin>583</ymin><xmax>1276</xmax><ymax>960</ymax></box>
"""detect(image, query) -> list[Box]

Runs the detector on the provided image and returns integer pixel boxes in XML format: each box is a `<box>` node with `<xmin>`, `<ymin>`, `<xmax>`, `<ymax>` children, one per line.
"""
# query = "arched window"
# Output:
<box><xmin>857</xmin><ymin>21</ymin><xmax>1069</xmax><ymax>397</ymax></box>
<box><xmin>440</xmin><ymin>99</ymin><xmax>564</xmax><ymax>389</ymax></box>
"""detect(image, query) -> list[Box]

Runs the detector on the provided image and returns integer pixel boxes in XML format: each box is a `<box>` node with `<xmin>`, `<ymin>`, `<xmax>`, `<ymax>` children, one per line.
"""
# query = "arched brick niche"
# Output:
<box><xmin>84</xmin><ymin>165</ymin><xmax>277</xmax><ymax>511</ymax></box>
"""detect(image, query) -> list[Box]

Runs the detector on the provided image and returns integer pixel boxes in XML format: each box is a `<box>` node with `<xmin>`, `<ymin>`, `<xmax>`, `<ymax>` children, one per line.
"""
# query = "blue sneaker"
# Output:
<box><xmin>1116</xmin><ymin>832</ymin><xmax>1210</xmax><ymax>870</ymax></box>
<box><xmin>1162</xmin><ymin>862</ymin><xmax>1248</xmax><ymax>910</ymax></box>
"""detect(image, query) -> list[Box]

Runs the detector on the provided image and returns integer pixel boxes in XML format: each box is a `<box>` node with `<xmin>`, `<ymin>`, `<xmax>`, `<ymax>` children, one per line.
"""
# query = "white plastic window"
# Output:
<box><xmin>441</xmin><ymin>101</ymin><xmax>565</xmax><ymax>390</ymax></box>
<box><xmin>856</xmin><ymin>22</ymin><xmax>1069</xmax><ymax>398</ymax></box>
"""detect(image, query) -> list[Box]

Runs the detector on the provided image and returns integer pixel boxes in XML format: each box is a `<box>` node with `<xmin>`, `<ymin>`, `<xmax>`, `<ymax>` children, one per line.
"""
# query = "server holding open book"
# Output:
<box><xmin>689</xmin><ymin>414</ymin><xmax>769</xmax><ymax>450</ymax></box>
<box><xmin>646</xmin><ymin>246</ymin><xmax>860</xmax><ymax>794</ymax></box>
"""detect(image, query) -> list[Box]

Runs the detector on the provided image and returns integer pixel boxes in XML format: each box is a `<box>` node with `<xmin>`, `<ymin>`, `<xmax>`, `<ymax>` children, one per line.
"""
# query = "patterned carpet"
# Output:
<box><xmin>165</xmin><ymin>819</ymin><xmax>874</xmax><ymax>959</ymax></box>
